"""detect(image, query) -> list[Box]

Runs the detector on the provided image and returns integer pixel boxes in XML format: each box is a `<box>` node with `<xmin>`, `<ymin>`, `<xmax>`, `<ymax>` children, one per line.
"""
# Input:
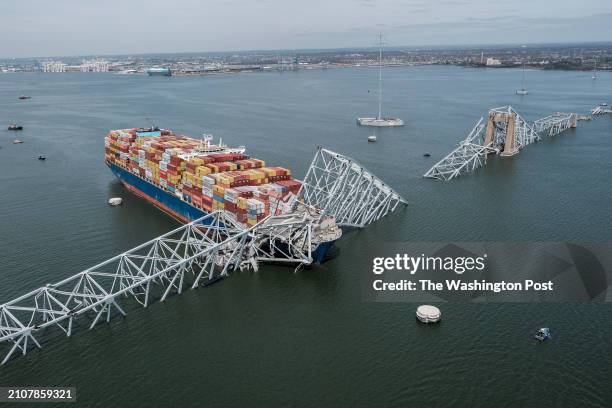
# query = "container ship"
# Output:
<box><xmin>104</xmin><ymin>128</ymin><xmax>340</xmax><ymax>263</ymax></box>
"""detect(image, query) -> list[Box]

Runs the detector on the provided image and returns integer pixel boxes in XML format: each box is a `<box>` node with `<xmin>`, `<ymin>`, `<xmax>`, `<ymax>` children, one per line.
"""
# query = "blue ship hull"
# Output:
<box><xmin>108</xmin><ymin>162</ymin><xmax>334</xmax><ymax>263</ymax></box>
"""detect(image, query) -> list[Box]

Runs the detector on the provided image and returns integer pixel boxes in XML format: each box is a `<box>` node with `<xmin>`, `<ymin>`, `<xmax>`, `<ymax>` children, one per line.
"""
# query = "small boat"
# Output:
<box><xmin>13</xmin><ymin>139</ymin><xmax>23</xmax><ymax>144</ymax></box>
<box><xmin>18</xmin><ymin>95</ymin><xmax>32</xmax><ymax>100</ymax></box>
<box><xmin>534</xmin><ymin>327</ymin><xmax>551</xmax><ymax>342</ymax></box>
<box><xmin>8</xmin><ymin>124</ymin><xmax>23</xmax><ymax>131</ymax></box>
<box><xmin>423</xmin><ymin>153</ymin><xmax>431</xmax><ymax>157</ymax></box>
<box><xmin>108</xmin><ymin>197</ymin><xmax>123</xmax><ymax>206</ymax></box>
<box><xmin>37</xmin><ymin>155</ymin><xmax>46</xmax><ymax>161</ymax></box>
<box><xmin>368</xmin><ymin>135</ymin><xmax>377</xmax><ymax>142</ymax></box>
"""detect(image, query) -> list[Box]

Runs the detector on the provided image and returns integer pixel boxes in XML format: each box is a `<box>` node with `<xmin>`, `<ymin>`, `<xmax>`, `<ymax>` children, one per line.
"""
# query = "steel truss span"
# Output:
<box><xmin>423</xmin><ymin>118</ymin><xmax>496</xmax><ymax>181</ymax></box>
<box><xmin>298</xmin><ymin>147</ymin><xmax>407</xmax><ymax>228</ymax></box>
<box><xmin>424</xmin><ymin>106</ymin><xmax>579</xmax><ymax>181</ymax></box>
<box><xmin>0</xmin><ymin>210</ymin><xmax>329</xmax><ymax>364</ymax></box>
<box><xmin>0</xmin><ymin>211</ymin><xmax>252</xmax><ymax>365</ymax></box>
<box><xmin>533</xmin><ymin>112</ymin><xmax>577</xmax><ymax>138</ymax></box>
<box><xmin>591</xmin><ymin>105</ymin><xmax>612</xmax><ymax>115</ymax></box>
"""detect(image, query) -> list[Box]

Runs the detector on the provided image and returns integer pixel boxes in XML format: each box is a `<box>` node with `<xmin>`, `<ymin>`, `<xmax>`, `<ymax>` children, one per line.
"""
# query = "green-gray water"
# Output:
<box><xmin>1</xmin><ymin>66</ymin><xmax>611</xmax><ymax>407</ymax></box>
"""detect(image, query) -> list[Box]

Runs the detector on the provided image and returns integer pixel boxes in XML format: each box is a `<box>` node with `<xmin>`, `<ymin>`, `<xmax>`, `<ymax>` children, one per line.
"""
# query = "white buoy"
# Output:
<box><xmin>416</xmin><ymin>305</ymin><xmax>441</xmax><ymax>323</ymax></box>
<box><xmin>108</xmin><ymin>197</ymin><xmax>123</xmax><ymax>206</ymax></box>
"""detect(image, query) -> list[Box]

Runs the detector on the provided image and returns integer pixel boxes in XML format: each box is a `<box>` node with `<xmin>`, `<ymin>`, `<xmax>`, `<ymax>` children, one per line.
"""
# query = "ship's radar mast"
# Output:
<box><xmin>201</xmin><ymin>133</ymin><xmax>213</xmax><ymax>148</ymax></box>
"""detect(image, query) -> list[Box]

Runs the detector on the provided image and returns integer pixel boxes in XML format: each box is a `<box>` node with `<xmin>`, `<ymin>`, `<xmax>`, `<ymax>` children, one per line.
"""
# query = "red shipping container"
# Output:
<box><xmin>202</xmin><ymin>196</ymin><xmax>213</xmax><ymax>211</ymax></box>
<box><xmin>269</xmin><ymin>175</ymin><xmax>291</xmax><ymax>182</ymax></box>
<box><xmin>276</xmin><ymin>180</ymin><xmax>302</xmax><ymax>194</ymax></box>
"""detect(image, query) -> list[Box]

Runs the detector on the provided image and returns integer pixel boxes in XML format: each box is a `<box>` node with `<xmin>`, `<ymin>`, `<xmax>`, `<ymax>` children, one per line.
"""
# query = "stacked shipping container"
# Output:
<box><xmin>105</xmin><ymin>128</ymin><xmax>302</xmax><ymax>226</ymax></box>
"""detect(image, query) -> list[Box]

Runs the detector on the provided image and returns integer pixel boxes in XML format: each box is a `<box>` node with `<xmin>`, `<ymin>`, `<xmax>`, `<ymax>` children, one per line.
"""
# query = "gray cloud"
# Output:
<box><xmin>0</xmin><ymin>0</ymin><xmax>611</xmax><ymax>57</ymax></box>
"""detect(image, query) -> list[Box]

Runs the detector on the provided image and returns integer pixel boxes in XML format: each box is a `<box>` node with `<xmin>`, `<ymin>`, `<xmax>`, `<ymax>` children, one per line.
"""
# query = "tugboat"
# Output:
<box><xmin>8</xmin><ymin>124</ymin><xmax>23</xmax><ymax>131</ymax></box>
<box><xmin>534</xmin><ymin>328</ymin><xmax>551</xmax><ymax>342</ymax></box>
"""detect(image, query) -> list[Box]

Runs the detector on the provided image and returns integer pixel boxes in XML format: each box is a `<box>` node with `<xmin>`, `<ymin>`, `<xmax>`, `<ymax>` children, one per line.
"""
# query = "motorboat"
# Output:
<box><xmin>534</xmin><ymin>328</ymin><xmax>551</xmax><ymax>342</ymax></box>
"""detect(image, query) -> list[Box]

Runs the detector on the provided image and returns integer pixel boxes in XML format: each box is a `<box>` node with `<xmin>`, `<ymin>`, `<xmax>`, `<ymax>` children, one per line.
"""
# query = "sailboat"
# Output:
<box><xmin>592</xmin><ymin>60</ymin><xmax>598</xmax><ymax>80</ymax></box>
<box><xmin>516</xmin><ymin>62</ymin><xmax>528</xmax><ymax>95</ymax></box>
<box><xmin>357</xmin><ymin>34</ymin><xmax>404</xmax><ymax>127</ymax></box>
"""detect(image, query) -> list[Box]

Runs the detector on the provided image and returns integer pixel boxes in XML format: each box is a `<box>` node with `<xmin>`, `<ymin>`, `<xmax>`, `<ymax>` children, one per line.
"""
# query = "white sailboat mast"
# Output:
<box><xmin>378</xmin><ymin>33</ymin><xmax>383</xmax><ymax>120</ymax></box>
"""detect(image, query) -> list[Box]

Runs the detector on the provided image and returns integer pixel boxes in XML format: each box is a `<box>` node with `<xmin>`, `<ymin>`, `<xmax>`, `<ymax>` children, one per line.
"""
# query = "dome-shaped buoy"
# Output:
<box><xmin>416</xmin><ymin>305</ymin><xmax>441</xmax><ymax>323</ymax></box>
<box><xmin>108</xmin><ymin>197</ymin><xmax>123</xmax><ymax>206</ymax></box>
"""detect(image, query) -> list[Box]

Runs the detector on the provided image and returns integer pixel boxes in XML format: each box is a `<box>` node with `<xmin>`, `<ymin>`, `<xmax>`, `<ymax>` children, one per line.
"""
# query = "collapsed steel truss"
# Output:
<box><xmin>422</xmin><ymin>118</ymin><xmax>496</xmax><ymax>181</ymax></box>
<box><xmin>0</xmin><ymin>211</ymin><xmax>252</xmax><ymax>365</ymax></box>
<box><xmin>591</xmin><ymin>105</ymin><xmax>612</xmax><ymax>115</ymax></box>
<box><xmin>533</xmin><ymin>112</ymin><xmax>577</xmax><ymax>138</ymax></box>
<box><xmin>298</xmin><ymin>147</ymin><xmax>407</xmax><ymax>228</ymax></box>
<box><xmin>1</xmin><ymin>147</ymin><xmax>405</xmax><ymax>364</ymax></box>
<box><xmin>424</xmin><ymin>106</ymin><xmax>578</xmax><ymax>181</ymax></box>
<box><xmin>0</xmin><ymin>209</ymin><xmax>339</xmax><ymax>364</ymax></box>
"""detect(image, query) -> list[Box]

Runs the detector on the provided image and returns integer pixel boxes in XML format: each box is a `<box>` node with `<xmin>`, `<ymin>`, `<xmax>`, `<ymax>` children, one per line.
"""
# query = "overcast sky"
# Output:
<box><xmin>2</xmin><ymin>0</ymin><xmax>611</xmax><ymax>58</ymax></box>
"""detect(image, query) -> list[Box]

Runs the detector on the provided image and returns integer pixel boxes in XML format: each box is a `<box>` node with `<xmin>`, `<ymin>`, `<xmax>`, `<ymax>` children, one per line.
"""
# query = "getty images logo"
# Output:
<box><xmin>372</xmin><ymin>254</ymin><xmax>487</xmax><ymax>275</ymax></box>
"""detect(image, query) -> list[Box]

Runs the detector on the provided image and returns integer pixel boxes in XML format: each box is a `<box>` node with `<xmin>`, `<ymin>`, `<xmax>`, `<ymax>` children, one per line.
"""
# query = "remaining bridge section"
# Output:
<box><xmin>424</xmin><ymin>106</ymin><xmax>579</xmax><ymax>181</ymax></box>
<box><xmin>533</xmin><ymin>112</ymin><xmax>577</xmax><ymax>138</ymax></box>
<box><xmin>298</xmin><ymin>147</ymin><xmax>407</xmax><ymax>228</ymax></box>
<box><xmin>592</xmin><ymin>104</ymin><xmax>612</xmax><ymax>115</ymax></box>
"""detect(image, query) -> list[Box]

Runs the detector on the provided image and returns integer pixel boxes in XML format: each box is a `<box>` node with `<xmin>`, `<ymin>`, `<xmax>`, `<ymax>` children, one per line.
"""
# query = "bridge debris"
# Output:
<box><xmin>298</xmin><ymin>147</ymin><xmax>407</xmax><ymax>228</ymax></box>
<box><xmin>591</xmin><ymin>104</ymin><xmax>612</xmax><ymax>115</ymax></box>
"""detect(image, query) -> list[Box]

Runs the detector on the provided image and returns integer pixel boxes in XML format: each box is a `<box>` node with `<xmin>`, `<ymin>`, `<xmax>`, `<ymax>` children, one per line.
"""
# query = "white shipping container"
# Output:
<box><xmin>246</xmin><ymin>199</ymin><xmax>265</xmax><ymax>213</ymax></box>
<box><xmin>202</xmin><ymin>176</ymin><xmax>216</xmax><ymax>187</ymax></box>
